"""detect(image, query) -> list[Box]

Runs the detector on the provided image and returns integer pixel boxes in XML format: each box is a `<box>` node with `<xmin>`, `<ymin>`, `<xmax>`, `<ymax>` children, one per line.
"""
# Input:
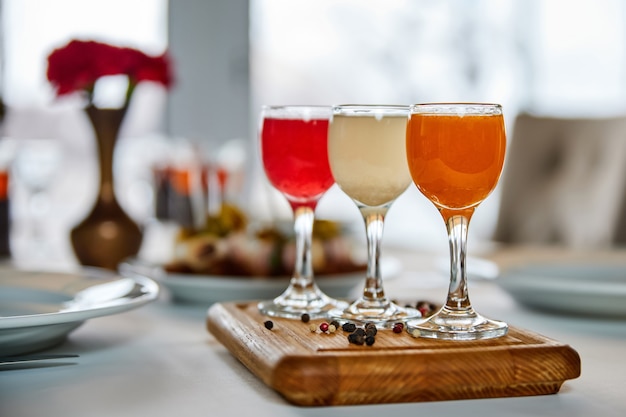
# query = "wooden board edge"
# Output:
<box><xmin>207</xmin><ymin>303</ymin><xmax>276</xmax><ymax>387</ymax></box>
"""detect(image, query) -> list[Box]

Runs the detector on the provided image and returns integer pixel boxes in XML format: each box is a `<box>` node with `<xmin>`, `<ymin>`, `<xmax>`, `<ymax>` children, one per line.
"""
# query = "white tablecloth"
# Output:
<box><xmin>1</xmin><ymin>248</ymin><xmax>625</xmax><ymax>417</ymax></box>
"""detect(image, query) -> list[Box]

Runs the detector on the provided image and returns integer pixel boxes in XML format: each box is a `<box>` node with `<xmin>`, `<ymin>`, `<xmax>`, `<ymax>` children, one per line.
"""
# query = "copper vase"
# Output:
<box><xmin>70</xmin><ymin>105</ymin><xmax>143</xmax><ymax>270</ymax></box>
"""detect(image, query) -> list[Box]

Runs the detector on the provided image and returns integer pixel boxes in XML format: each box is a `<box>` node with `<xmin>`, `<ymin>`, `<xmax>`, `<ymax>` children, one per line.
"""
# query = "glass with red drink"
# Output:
<box><xmin>258</xmin><ymin>105</ymin><xmax>348</xmax><ymax>318</ymax></box>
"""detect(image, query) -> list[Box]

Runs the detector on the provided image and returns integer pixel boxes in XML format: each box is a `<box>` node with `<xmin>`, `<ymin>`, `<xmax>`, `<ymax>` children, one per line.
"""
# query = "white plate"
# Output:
<box><xmin>120</xmin><ymin>257</ymin><xmax>402</xmax><ymax>305</ymax></box>
<box><xmin>498</xmin><ymin>262</ymin><xmax>626</xmax><ymax>317</ymax></box>
<box><xmin>0</xmin><ymin>266</ymin><xmax>159</xmax><ymax>356</ymax></box>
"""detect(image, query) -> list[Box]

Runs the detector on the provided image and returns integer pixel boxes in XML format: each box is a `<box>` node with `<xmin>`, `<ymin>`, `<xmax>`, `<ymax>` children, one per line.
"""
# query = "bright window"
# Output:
<box><xmin>250</xmin><ymin>0</ymin><xmax>626</xmax><ymax>248</ymax></box>
<box><xmin>2</xmin><ymin>0</ymin><xmax>168</xmax><ymax>107</ymax></box>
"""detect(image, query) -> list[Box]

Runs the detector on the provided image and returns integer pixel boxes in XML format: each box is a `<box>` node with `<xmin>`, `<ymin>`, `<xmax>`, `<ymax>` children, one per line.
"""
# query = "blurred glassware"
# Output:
<box><xmin>152</xmin><ymin>138</ymin><xmax>206</xmax><ymax>230</ymax></box>
<box><xmin>0</xmin><ymin>139</ymin><xmax>15</xmax><ymax>259</ymax></box>
<box><xmin>0</xmin><ymin>170</ymin><xmax>10</xmax><ymax>258</ymax></box>
<box><xmin>140</xmin><ymin>138</ymin><xmax>207</xmax><ymax>264</ymax></box>
<box><xmin>12</xmin><ymin>138</ymin><xmax>62</xmax><ymax>259</ymax></box>
<box><xmin>213</xmin><ymin>138</ymin><xmax>248</xmax><ymax>209</ymax></box>
<box><xmin>140</xmin><ymin>137</ymin><xmax>250</xmax><ymax>266</ymax></box>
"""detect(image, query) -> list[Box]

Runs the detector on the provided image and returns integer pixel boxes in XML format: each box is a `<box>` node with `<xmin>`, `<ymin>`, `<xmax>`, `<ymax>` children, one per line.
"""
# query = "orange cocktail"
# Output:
<box><xmin>406</xmin><ymin>110</ymin><xmax>506</xmax><ymax>220</ymax></box>
<box><xmin>405</xmin><ymin>103</ymin><xmax>508</xmax><ymax>340</ymax></box>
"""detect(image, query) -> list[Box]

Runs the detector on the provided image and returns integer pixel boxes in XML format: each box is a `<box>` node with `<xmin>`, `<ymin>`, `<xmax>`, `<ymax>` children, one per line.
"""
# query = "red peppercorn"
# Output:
<box><xmin>319</xmin><ymin>322</ymin><xmax>329</xmax><ymax>332</ymax></box>
<box><xmin>392</xmin><ymin>323</ymin><xmax>403</xmax><ymax>333</ymax></box>
<box><xmin>417</xmin><ymin>306</ymin><xmax>430</xmax><ymax>316</ymax></box>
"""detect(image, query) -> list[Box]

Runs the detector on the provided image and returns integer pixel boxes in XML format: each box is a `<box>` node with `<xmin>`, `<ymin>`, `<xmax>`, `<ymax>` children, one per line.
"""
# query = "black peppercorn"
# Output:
<box><xmin>365</xmin><ymin>335</ymin><xmax>376</xmax><ymax>346</ymax></box>
<box><xmin>264</xmin><ymin>320</ymin><xmax>274</xmax><ymax>330</ymax></box>
<box><xmin>342</xmin><ymin>322</ymin><xmax>357</xmax><ymax>332</ymax></box>
<box><xmin>348</xmin><ymin>332</ymin><xmax>365</xmax><ymax>345</ymax></box>
<box><xmin>330</xmin><ymin>320</ymin><xmax>340</xmax><ymax>329</ymax></box>
<box><xmin>353</xmin><ymin>327</ymin><xmax>366</xmax><ymax>337</ymax></box>
<box><xmin>301</xmin><ymin>313</ymin><xmax>310</xmax><ymax>323</ymax></box>
<box><xmin>365</xmin><ymin>327</ymin><xmax>377</xmax><ymax>337</ymax></box>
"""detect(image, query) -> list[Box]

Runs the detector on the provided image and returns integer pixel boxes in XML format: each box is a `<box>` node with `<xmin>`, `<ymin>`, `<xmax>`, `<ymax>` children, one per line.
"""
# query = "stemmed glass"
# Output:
<box><xmin>13</xmin><ymin>138</ymin><xmax>62</xmax><ymax>258</ymax></box>
<box><xmin>327</xmin><ymin>105</ymin><xmax>420</xmax><ymax>327</ymax></box>
<box><xmin>257</xmin><ymin>105</ymin><xmax>348</xmax><ymax>319</ymax></box>
<box><xmin>405</xmin><ymin>103</ymin><xmax>508</xmax><ymax>340</ymax></box>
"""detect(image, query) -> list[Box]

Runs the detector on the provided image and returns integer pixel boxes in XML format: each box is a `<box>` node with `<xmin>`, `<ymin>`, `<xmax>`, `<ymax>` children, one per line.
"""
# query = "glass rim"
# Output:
<box><xmin>261</xmin><ymin>105</ymin><xmax>332</xmax><ymax>119</ymax></box>
<box><xmin>332</xmin><ymin>104</ymin><xmax>409</xmax><ymax>116</ymax></box>
<box><xmin>261</xmin><ymin>104</ymin><xmax>332</xmax><ymax>110</ymax></box>
<box><xmin>409</xmin><ymin>102</ymin><xmax>502</xmax><ymax>115</ymax></box>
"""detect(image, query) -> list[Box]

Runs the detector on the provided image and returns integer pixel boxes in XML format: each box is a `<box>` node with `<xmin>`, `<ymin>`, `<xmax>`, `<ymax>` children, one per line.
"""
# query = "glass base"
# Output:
<box><xmin>328</xmin><ymin>298</ymin><xmax>421</xmax><ymax>329</ymax></box>
<box><xmin>406</xmin><ymin>306</ymin><xmax>508</xmax><ymax>340</ymax></box>
<box><xmin>258</xmin><ymin>285</ymin><xmax>348</xmax><ymax>319</ymax></box>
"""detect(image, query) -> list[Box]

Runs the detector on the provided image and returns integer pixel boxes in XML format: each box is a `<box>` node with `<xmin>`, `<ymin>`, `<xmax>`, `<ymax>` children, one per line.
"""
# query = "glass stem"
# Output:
<box><xmin>445</xmin><ymin>214</ymin><xmax>472</xmax><ymax>311</ymax></box>
<box><xmin>360</xmin><ymin>207</ymin><xmax>389</xmax><ymax>302</ymax></box>
<box><xmin>292</xmin><ymin>205</ymin><xmax>315</xmax><ymax>289</ymax></box>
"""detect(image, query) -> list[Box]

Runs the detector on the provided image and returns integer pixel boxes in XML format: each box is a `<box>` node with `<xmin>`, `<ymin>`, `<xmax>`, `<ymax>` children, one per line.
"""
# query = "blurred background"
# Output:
<box><xmin>1</xmin><ymin>0</ymin><xmax>625</xmax><ymax>265</ymax></box>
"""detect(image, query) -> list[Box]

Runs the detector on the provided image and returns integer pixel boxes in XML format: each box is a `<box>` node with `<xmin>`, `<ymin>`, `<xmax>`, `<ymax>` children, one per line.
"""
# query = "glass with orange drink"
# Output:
<box><xmin>405</xmin><ymin>103</ymin><xmax>508</xmax><ymax>340</ymax></box>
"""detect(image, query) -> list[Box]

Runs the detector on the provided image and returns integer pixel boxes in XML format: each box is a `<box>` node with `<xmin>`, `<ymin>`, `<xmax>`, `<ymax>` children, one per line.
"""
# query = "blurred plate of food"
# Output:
<box><xmin>123</xmin><ymin>204</ymin><xmax>401</xmax><ymax>304</ymax></box>
<box><xmin>121</xmin><ymin>257</ymin><xmax>400</xmax><ymax>305</ymax></box>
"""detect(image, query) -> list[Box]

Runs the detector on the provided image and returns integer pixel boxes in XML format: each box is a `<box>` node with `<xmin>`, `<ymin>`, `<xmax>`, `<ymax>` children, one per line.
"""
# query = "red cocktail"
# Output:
<box><xmin>258</xmin><ymin>106</ymin><xmax>347</xmax><ymax>319</ymax></box>
<box><xmin>261</xmin><ymin>117</ymin><xmax>333</xmax><ymax>207</ymax></box>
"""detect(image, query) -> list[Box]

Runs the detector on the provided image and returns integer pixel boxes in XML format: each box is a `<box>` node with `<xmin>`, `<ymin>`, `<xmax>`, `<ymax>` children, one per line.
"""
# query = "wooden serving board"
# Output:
<box><xmin>207</xmin><ymin>302</ymin><xmax>581</xmax><ymax>406</ymax></box>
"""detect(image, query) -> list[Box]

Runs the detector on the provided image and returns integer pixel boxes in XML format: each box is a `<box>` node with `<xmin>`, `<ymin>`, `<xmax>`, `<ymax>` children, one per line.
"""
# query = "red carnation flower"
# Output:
<box><xmin>46</xmin><ymin>39</ymin><xmax>174</xmax><ymax>105</ymax></box>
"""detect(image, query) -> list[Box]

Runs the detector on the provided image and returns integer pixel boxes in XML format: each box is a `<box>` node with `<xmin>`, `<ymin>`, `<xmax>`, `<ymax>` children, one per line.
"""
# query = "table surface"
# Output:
<box><xmin>1</xmin><ymin>247</ymin><xmax>625</xmax><ymax>417</ymax></box>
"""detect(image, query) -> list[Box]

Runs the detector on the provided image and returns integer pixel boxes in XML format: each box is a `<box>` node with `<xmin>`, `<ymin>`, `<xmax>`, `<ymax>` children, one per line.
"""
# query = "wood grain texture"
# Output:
<box><xmin>207</xmin><ymin>302</ymin><xmax>581</xmax><ymax>406</ymax></box>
